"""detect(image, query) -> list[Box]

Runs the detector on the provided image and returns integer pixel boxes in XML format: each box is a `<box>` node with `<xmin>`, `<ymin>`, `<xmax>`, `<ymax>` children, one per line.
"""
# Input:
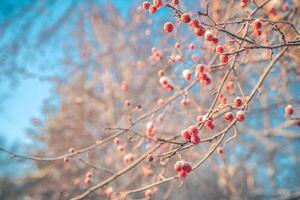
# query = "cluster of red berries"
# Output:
<box><xmin>151</xmin><ymin>47</ymin><xmax>164</xmax><ymax>62</ymax></box>
<box><xmin>142</xmin><ymin>0</ymin><xmax>164</xmax><ymax>14</ymax></box>
<box><xmin>181</xmin><ymin>125</ymin><xmax>200</xmax><ymax>144</ymax></box>
<box><xmin>195</xmin><ymin>64</ymin><xmax>212</xmax><ymax>85</ymax></box>
<box><xmin>85</xmin><ymin>172</ymin><xmax>92</xmax><ymax>185</ymax></box>
<box><xmin>174</xmin><ymin>160</ymin><xmax>192</xmax><ymax>180</ymax></box>
<box><xmin>197</xmin><ymin>115</ymin><xmax>215</xmax><ymax>129</ymax></box>
<box><xmin>123</xmin><ymin>153</ymin><xmax>134</xmax><ymax>164</ymax></box>
<box><xmin>252</xmin><ymin>19</ymin><xmax>262</xmax><ymax>36</ymax></box>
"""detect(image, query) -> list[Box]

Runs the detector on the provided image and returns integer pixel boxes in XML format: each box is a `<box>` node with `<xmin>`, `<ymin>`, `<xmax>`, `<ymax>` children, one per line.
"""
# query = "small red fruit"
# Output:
<box><xmin>190</xmin><ymin>135</ymin><xmax>200</xmax><ymax>144</ymax></box>
<box><xmin>233</xmin><ymin>97</ymin><xmax>243</xmax><ymax>107</ymax></box>
<box><xmin>217</xmin><ymin>147</ymin><xmax>223</xmax><ymax>155</ymax></box>
<box><xmin>224</xmin><ymin>112</ymin><xmax>234</xmax><ymax>122</ymax></box>
<box><xmin>181</xmin><ymin>129</ymin><xmax>191</xmax><ymax>141</ymax></box>
<box><xmin>216</xmin><ymin>45</ymin><xmax>224</xmax><ymax>54</ymax></box>
<box><xmin>149</xmin><ymin>5</ymin><xmax>157</xmax><ymax>14</ymax></box>
<box><xmin>220</xmin><ymin>54</ymin><xmax>229</xmax><ymax>64</ymax></box>
<box><xmin>182</xmin><ymin>69</ymin><xmax>192</xmax><ymax>80</ymax></box>
<box><xmin>252</xmin><ymin>19</ymin><xmax>262</xmax><ymax>30</ymax></box>
<box><xmin>181</xmin><ymin>13</ymin><xmax>191</xmax><ymax>23</ymax></box>
<box><xmin>236</xmin><ymin>110</ymin><xmax>246</xmax><ymax>121</ymax></box>
<box><xmin>143</xmin><ymin>1</ymin><xmax>151</xmax><ymax>10</ymax></box>
<box><xmin>164</xmin><ymin>22</ymin><xmax>174</xmax><ymax>33</ymax></box>
<box><xmin>174</xmin><ymin>161</ymin><xmax>183</xmax><ymax>172</ymax></box>
<box><xmin>194</xmin><ymin>26</ymin><xmax>206</xmax><ymax>36</ymax></box>
<box><xmin>285</xmin><ymin>105</ymin><xmax>294</xmax><ymax>115</ymax></box>
<box><xmin>182</xmin><ymin>162</ymin><xmax>192</xmax><ymax>173</ymax></box>
<box><xmin>178</xmin><ymin>170</ymin><xmax>187</xmax><ymax>180</ymax></box>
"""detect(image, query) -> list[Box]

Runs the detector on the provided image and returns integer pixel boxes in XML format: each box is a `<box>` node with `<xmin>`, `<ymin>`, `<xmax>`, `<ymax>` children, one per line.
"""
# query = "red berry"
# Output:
<box><xmin>143</xmin><ymin>1</ymin><xmax>151</xmax><ymax>10</ymax></box>
<box><xmin>182</xmin><ymin>69</ymin><xmax>192</xmax><ymax>80</ymax></box>
<box><xmin>217</xmin><ymin>147</ymin><xmax>223</xmax><ymax>155</ymax></box>
<box><xmin>164</xmin><ymin>22</ymin><xmax>174</xmax><ymax>33</ymax></box>
<box><xmin>190</xmin><ymin>19</ymin><xmax>200</xmax><ymax>27</ymax></box>
<box><xmin>252</xmin><ymin>19</ymin><xmax>262</xmax><ymax>30</ymax></box>
<box><xmin>205</xmin><ymin>30</ymin><xmax>214</xmax><ymax>41</ymax></box>
<box><xmin>69</xmin><ymin>148</ymin><xmax>75</xmax><ymax>153</ymax></box>
<box><xmin>153</xmin><ymin>0</ymin><xmax>163</xmax><ymax>8</ymax></box>
<box><xmin>197</xmin><ymin>115</ymin><xmax>203</xmax><ymax>123</ymax></box>
<box><xmin>216</xmin><ymin>45</ymin><xmax>224</xmax><ymax>54</ymax></box>
<box><xmin>182</xmin><ymin>162</ymin><xmax>192</xmax><ymax>173</ymax></box>
<box><xmin>147</xmin><ymin>154</ymin><xmax>154</xmax><ymax>162</ymax></box>
<box><xmin>220</xmin><ymin>55</ymin><xmax>229</xmax><ymax>64</ymax></box>
<box><xmin>63</xmin><ymin>157</ymin><xmax>69</xmax><ymax>163</ymax></box>
<box><xmin>236</xmin><ymin>110</ymin><xmax>246</xmax><ymax>121</ymax></box>
<box><xmin>285</xmin><ymin>105</ymin><xmax>294</xmax><ymax>115</ymax></box>
<box><xmin>149</xmin><ymin>5</ymin><xmax>157</xmax><ymax>14</ymax></box>
<box><xmin>188</xmin><ymin>125</ymin><xmax>198</xmax><ymax>136</ymax></box>
<box><xmin>178</xmin><ymin>170</ymin><xmax>187</xmax><ymax>180</ymax></box>
<box><xmin>181</xmin><ymin>129</ymin><xmax>191</xmax><ymax>141</ymax></box>
<box><xmin>114</xmin><ymin>137</ymin><xmax>120</xmax><ymax>144</ymax></box>
<box><xmin>224</xmin><ymin>112</ymin><xmax>234</xmax><ymax>122</ymax></box>
<box><xmin>181</xmin><ymin>13</ymin><xmax>191</xmax><ymax>23</ymax></box>
<box><xmin>174</xmin><ymin>161</ymin><xmax>183</xmax><ymax>172</ymax></box>
<box><xmin>190</xmin><ymin>135</ymin><xmax>200</xmax><ymax>144</ymax></box>
<box><xmin>194</xmin><ymin>26</ymin><xmax>206</xmax><ymax>36</ymax></box>
<box><xmin>233</xmin><ymin>96</ymin><xmax>243</xmax><ymax>107</ymax></box>
<box><xmin>85</xmin><ymin>177</ymin><xmax>91</xmax><ymax>185</ymax></box>
<box><xmin>205</xmin><ymin>119</ymin><xmax>215</xmax><ymax>130</ymax></box>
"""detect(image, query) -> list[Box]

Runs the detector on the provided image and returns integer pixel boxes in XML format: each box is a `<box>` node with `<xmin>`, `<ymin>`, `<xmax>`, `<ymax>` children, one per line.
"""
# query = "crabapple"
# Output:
<box><xmin>216</xmin><ymin>45</ymin><xmax>224</xmax><ymax>54</ymax></box>
<box><xmin>149</xmin><ymin>5</ymin><xmax>157</xmax><ymax>14</ymax></box>
<box><xmin>236</xmin><ymin>110</ymin><xmax>246</xmax><ymax>121</ymax></box>
<box><xmin>63</xmin><ymin>157</ymin><xmax>69</xmax><ymax>163</ymax></box>
<box><xmin>147</xmin><ymin>154</ymin><xmax>154</xmax><ymax>162</ymax></box>
<box><xmin>164</xmin><ymin>22</ymin><xmax>174</xmax><ymax>33</ymax></box>
<box><xmin>178</xmin><ymin>170</ymin><xmax>187</xmax><ymax>180</ymax></box>
<box><xmin>188</xmin><ymin>125</ymin><xmax>199</xmax><ymax>136</ymax></box>
<box><xmin>182</xmin><ymin>69</ymin><xmax>192</xmax><ymax>80</ymax></box>
<box><xmin>190</xmin><ymin>19</ymin><xmax>200</xmax><ymax>27</ymax></box>
<box><xmin>220</xmin><ymin>54</ymin><xmax>229</xmax><ymax>64</ymax></box>
<box><xmin>194</xmin><ymin>26</ymin><xmax>206</xmax><ymax>36</ymax></box>
<box><xmin>205</xmin><ymin>30</ymin><xmax>214</xmax><ymax>41</ymax></box>
<box><xmin>217</xmin><ymin>147</ymin><xmax>223</xmax><ymax>155</ymax></box>
<box><xmin>252</xmin><ymin>19</ymin><xmax>262</xmax><ymax>30</ymax></box>
<box><xmin>188</xmin><ymin>43</ymin><xmax>195</xmax><ymax>50</ymax></box>
<box><xmin>285</xmin><ymin>105</ymin><xmax>294</xmax><ymax>115</ymax></box>
<box><xmin>205</xmin><ymin>118</ymin><xmax>215</xmax><ymax>130</ymax></box>
<box><xmin>69</xmin><ymin>148</ymin><xmax>75</xmax><ymax>153</ymax></box>
<box><xmin>142</xmin><ymin>1</ymin><xmax>151</xmax><ymax>10</ymax></box>
<box><xmin>181</xmin><ymin>13</ymin><xmax>191</xmax><ymax>23</ymax></box>
<box><xmin>233</xmin><ymin>96</ymin><xmax>243</xmax><ymax>107</ymax></box>
<box><xmin>114</xmin><ymin>137</ymin><xmax>120</xmax><ymax>144</ymax></box>
<box><xmin>180</xmin><ymin>98</ymin><xmax>190</xmax><ymax>106</ymax></box>
<box><xmin>182</xmin><ymin>162</ymin><xmax>192</xmax><ymax>173</ymax></box>
<box><xmin>190</xmin><ymin>134</ymin><xmax>200</xmax><ymax>144</ymax></box>
<box><xmin>153</xmin><ymin>0</ymin><xmax>163</xmax><ymax>8</ymax></box>
<box><xmin>224</xmin><ymin>112</ymin><xmax>234</xmax><ymax>122</ymax></box>
<box><xmin>181</xmin><ymin>129</ymin><xmax>191</xmax><ymax>141</ymax></box>
<box><xmin>84</xmin><ymin>177</ymin><xmax>91</xmax><ymax>185</ymax></box>
<box><xmin>174</xmin><ymin>161</ymin><xmax>184</xmax><ymax>172</ymax></box>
